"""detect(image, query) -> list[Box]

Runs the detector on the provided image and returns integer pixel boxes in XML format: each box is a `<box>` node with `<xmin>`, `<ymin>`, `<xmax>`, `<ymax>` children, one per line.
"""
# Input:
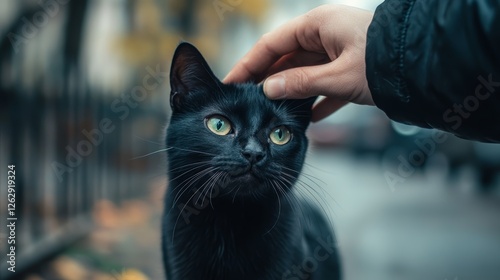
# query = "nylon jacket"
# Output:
<box><xmin>366</xmin><ymin>0</ymin><xmax>500</xmax><ymax>142</ymax></box>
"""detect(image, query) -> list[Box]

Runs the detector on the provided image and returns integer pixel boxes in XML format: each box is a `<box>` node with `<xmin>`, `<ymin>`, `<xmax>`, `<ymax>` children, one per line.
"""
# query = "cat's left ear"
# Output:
<box><xmin>169</xmin><ymin>42</ymin><xmax>220</xmax><ymax>111</ymax></box>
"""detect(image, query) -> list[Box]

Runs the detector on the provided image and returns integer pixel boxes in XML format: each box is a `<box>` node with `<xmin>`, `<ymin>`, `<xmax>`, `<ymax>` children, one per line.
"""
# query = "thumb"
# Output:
<box><xmin>263</xmin><ymin>61</ymin><xmax>345</xmax><ymax>100</ymax></box>
<box><xmin>263</xmin><ymin>69</ymin><xmax>315</xmax><ymax>100</ymax></box>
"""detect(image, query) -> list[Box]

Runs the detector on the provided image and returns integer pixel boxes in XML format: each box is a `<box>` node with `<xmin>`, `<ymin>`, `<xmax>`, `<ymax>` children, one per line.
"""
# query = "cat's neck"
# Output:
<box><xmin>165</xmin><ymin>178</ymin><xmax>297</xmax><ymax>236</ymax></box>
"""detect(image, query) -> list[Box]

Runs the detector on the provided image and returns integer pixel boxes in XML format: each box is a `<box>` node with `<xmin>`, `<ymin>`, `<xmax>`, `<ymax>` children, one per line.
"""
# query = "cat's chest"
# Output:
<box><xmin>169</xmin><ymin>222</ymin><xmax>293</xmax><ymax>280</ymax></box>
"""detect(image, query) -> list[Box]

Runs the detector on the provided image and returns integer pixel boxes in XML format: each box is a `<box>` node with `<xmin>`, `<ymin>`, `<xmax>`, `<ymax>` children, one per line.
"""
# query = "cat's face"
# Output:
<box><xmin>167</xmin><ymin>43</ymin><xmax>315</xmax><ymax>200</ymax></box>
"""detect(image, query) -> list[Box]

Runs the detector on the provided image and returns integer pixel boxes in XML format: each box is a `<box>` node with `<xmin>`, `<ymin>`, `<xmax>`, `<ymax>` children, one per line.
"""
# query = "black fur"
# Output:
<box><xmin>162</xmin><ymin>42</ymin><xmax>341</xmax><ymax>280</ymax></box>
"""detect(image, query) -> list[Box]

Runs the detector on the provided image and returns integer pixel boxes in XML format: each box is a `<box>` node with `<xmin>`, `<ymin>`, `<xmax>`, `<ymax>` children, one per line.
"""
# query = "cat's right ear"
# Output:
<box><xmin>169</xmin><ymin>42</ymin><xmax>219</xmax><ymax>112</ymax></box>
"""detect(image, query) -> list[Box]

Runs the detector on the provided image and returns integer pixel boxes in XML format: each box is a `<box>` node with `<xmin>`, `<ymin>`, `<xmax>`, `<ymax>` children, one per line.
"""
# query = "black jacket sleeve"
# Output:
<box><xmin>366</xmin><ymin>0</ymin><xmax>500</xmax><ymax>142</ymax></box>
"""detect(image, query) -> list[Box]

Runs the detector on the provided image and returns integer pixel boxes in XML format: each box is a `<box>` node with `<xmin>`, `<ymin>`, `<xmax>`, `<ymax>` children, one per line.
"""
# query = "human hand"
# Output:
<box><xmin>224</xmin><ymin>4</ymin><xmax>375</xmax><ymax>122</ymax></box>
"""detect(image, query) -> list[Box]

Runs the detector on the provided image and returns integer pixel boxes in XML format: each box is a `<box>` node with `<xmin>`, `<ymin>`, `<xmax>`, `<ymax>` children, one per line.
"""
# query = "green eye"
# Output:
<box><xmin>270</xmin><ymin>126</ymin><xmax>291</xmax><ymax>145</ymax></box>
<box><xmin>206</xmin><ymin>115</ymin><xmax>232</xmax><ymax>136</ymax></box>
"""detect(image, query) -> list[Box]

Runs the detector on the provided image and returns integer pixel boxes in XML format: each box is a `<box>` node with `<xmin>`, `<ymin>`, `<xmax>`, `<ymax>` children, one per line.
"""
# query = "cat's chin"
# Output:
<box><xmin>228</xmin><ymin>172</ymin><xmax>264</xmax><ymax>186</ymax></box>
<box><xmin>218</xmin><ymin>171</ymin><xmax>271</xmax><ymax>197</ymax></box>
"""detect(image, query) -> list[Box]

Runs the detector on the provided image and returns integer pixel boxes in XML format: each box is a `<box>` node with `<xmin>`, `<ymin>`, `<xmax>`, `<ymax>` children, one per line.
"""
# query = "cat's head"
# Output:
<box><xmin>167</xmin><ymin>42</ymin><xmax>316</xmax><ymax>201</ymax></box>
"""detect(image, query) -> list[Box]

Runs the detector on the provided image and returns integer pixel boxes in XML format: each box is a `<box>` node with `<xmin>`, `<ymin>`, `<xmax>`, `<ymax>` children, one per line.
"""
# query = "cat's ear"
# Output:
<box><xmin>169</xmin><ymin>42</ymin><xmax>220</xmax><ymax>111</ymax></box>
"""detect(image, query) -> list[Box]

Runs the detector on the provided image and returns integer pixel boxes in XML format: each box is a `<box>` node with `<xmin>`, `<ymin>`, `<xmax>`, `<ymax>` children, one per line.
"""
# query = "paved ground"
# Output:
<box><xmin>304</xmin><ymin>148</ymin><xmax>500</xmax><ymax>280</ymax></box>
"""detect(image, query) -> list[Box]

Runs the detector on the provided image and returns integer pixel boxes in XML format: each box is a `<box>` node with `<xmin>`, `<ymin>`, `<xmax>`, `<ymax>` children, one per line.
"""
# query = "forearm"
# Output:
<box><xmin>366</xmin><ymin>0</ymin><xmax>500</xmax><ymax>142</ymax></box>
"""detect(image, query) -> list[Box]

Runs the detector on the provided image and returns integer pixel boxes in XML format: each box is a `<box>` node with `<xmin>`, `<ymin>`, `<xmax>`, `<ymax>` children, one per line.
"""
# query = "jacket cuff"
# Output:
<box><xmin>365</xmin><ymin>0</ymin><xmax>429</xmax><ymax>128</ymax></box>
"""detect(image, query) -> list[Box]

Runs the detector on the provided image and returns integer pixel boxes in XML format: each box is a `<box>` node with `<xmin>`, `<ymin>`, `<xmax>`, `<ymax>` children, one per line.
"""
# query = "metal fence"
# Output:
<box><xmin>0</xmin><ymin>1</ymin><xmax>168</xmax><ymax>278</ymax></box>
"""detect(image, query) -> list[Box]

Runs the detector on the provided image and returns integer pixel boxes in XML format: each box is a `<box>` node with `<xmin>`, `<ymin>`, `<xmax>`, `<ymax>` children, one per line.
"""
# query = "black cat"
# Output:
<box><xmin>162</xmin><ymin>42</ymin><xmax>340</xmax><ymax>280</ymax></box>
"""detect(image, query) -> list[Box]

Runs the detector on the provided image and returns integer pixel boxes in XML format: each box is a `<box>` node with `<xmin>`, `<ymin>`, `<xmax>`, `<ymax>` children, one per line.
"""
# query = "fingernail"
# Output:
<box><xmin>264</xmin><ymin>76</ymin><xmax>285</xmax><ymax>99</ymax></box>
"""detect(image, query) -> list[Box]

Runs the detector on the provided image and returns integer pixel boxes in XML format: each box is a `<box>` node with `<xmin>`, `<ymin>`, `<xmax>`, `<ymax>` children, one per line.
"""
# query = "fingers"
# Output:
<box><xmin>223</xmin><ymin>15</ymin><xmax>310</xmax><ymax>83</ymax></box>
<box><xmin>221</xmin><ymin>3</ymin><xmax>373</xmax><ymax>123</ymax></box>
<box><xmin>264</xmin><ymin>50</ymin><xmax>330</xmax><ymax>80</ymax></box>
<box><xmin>311</xmin><ymin>97</ymin><xmax>348</xmax><ymax>122</ymax></box>
<box><xmin>263</xmin><ymin>53</ymin><xmax>353</xmax><ymax>99</ymax></box>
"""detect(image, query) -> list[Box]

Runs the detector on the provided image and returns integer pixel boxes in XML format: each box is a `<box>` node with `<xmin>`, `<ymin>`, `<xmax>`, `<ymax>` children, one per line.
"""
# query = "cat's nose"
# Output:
<box><xmin>241</xmin><ymin>138</ymin><xmax>265</xmax><ymax>164</ymax></box>
<box><xmin>242</xmin><ymin>149</ymin><xmax>265</xmax><ymax>164</ymax></box>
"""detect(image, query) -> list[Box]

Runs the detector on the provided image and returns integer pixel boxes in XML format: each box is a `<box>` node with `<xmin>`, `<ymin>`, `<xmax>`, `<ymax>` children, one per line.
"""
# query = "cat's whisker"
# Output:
<box><xmin>299</xmin><ymin>171</ymin><xmax>329</xmax><ymax>189</ymax></box>
<box><xmin>274</xmin><ymin>177</ymin><xmax>306</xmax><ymax>226</ymax></box>
<box><xmin>134</xmin><ymin>135</ymin><xmax>164</xmax><ymax>146</ymax></box>
<box><xmin>171</xmin><ymin>167</ymin><xmax>217</xmax><ymax>207</ymax></box>
<box><xmin>192</xmin><ymin>175</ymin><xmax>212</xmax><ymax>207</ymax></box>
<box><xmin>263</xmin><ymin>180</ymin><xmax>282</xmax><ymax>235</ymax></box>
<box><xmin>296</xmin><ymin>181</ymin><xmax>333</xmax><ymax>220</ymax></box>
<box><xmin>171</xmin><ymin>194</ymin><xmax>199</xmax><ymax>244</ymax></box>
<box><xmin>145</xmin><ymin>169</ymin><xmax>172</xmax><ymax>181</ymax></box>
<box><xmin>169</xmin><ymin>165</ymin><xmax>212</xmax><ymax>195</ymax></box>
<box><xmin>280</xmin><ymin>166</ymin><xmax>338</xmax><ymax>209</ymax></box>
<box><xmin>232</xmin><ymin>185</ymin><xmax>243</xmax><ymax>204</ymax></box>
<box><xmin>143</xmin><ymin>162</ymin><xmax>209</xmax><ymax>183</ymax></box>
<box><xmin>171</xmin><ymin>168</ymin><xmax>220</xmax><ymax>244</ymax></box>
<box><xmin>303</xmin><ymin>162</ymin><xmax>332</xmax><ymax>175</ymax></box>
<box><xmin>166</xmin><ymin>170</ymin><xmax>211</xmax><ymax>222</ymax></box>
<box><xmin>274</xmin><ymin>179</ymin><xmax>310</xmax><ymax>238</ymax></box>
<box><xmin>298</xmin><ymin>179</ymin><xmax>339</xmax><ymax>215</ymax></box>
<box><xmin>170</xmin><ymin>169</ymin><xmax>213</xmax><ymax>209</ymax></box>
<box><xmin>195</xmin><ymin>175</ymin><xmax>214</xmax><ymax>207</ymax></box>
<box><xmin>168</xmin><ymin>161</ymin><xmax>212</xmax><ymax>174</ymax></box>
<box><xmin>280</xmin><ymin>170</ymin><xmax>335</xmax><ymax>229</ymax></box>
<box><xmin>196</xmin><ymin>170</ymin><xmax>222</xmax><ymax>207</ymax></box>
<box><xmin>131</xmin><ymin>148</ymin><xmax>172</xmax><ymax>160</ymax></box>
<box><xmin>299</xmin><ymin>163</ymin><xmax>343</xmax><ymax>210</ymax></box>
<box><xmin>208</xmin><ymin>172</ymin><xmax>226</xmax><ymax>210</ymax></box>
<box><xmin>278</xmin><ymin>174</ymin><xmax>316</xmax><ymax>215</ymax></box>
<box><xmin>169</xmin><ymin>146</ymin><xmax>218</xmax><ymax>157</ymax></box>
<box><xmin>298</xmin><ymin>174</ymin><xmax>340</xmax><ymax>213</ymax></box>
<box><xmin>281</xmin><ymin>171</ymin><xmax>323</xmax><ymax>204</ymax></box>
<box><xmin>280</xmin><ymin>165</ymin><xmax>327</xmax><ymax>186</ymax></box>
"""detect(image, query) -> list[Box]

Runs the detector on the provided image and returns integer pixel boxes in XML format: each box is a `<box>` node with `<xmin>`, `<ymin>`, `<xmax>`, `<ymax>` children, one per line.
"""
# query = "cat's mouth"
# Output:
<box><xmin>228</xmin><ymin>166</ymin><xmax>264</xmax><ymax>183</ymax></box>
<box><xmin>236</xmin><ymin>171</ymin><xmax>260</xmax><ymax>181</ymax></box>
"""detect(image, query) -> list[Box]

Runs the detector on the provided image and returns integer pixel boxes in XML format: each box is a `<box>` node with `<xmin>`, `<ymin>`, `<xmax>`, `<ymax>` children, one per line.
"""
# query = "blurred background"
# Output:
<box><xmin>1</xmin><ymin>0</ymin><xmax>499</xmax><ymax>279</ymax></box>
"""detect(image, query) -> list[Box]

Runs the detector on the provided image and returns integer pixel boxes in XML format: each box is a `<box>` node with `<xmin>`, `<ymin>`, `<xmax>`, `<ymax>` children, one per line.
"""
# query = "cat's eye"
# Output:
<box><xmin>206</xmin><ymin>115</ymin><xmax>232</xmax><ymax>136</ymax></box>
<box><xmin>269</xmin><ymin>126</ymin><xmax>291</xmax><ymax>145</ymax></box>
